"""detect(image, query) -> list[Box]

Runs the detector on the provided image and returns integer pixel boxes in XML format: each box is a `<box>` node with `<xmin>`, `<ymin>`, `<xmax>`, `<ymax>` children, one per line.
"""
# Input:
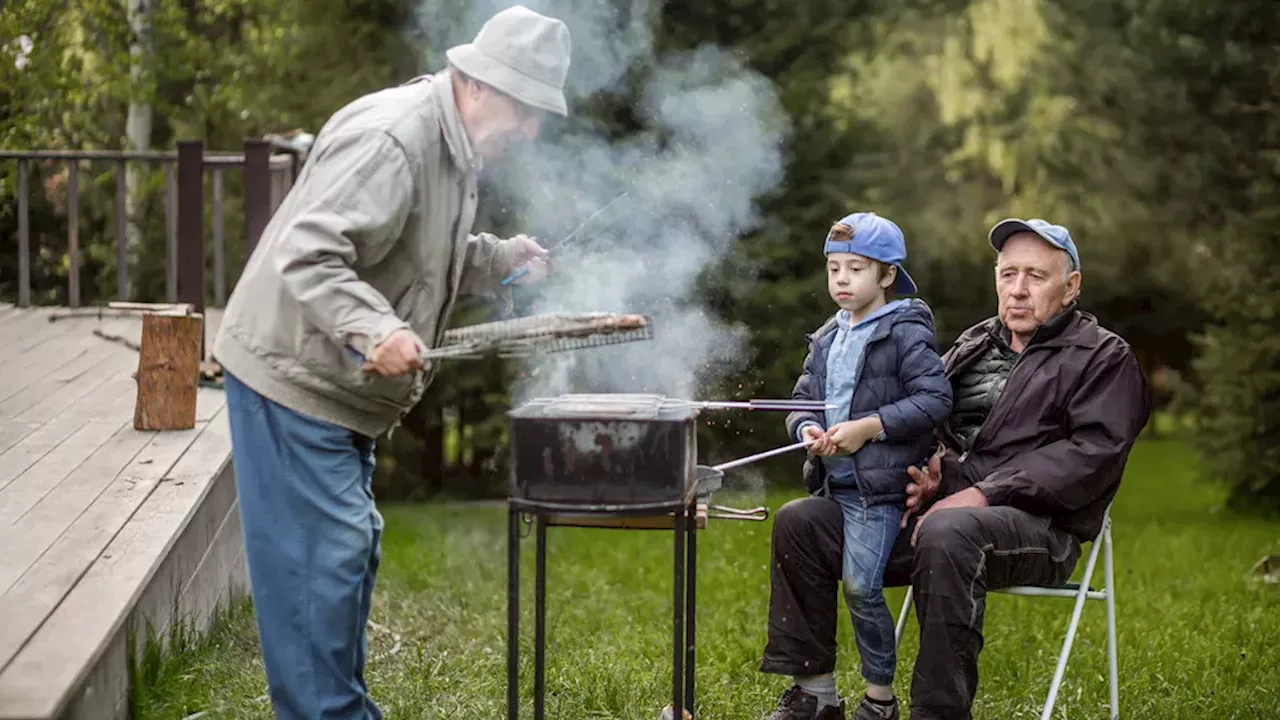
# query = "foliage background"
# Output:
<box><xmin>1</xmin><ymin>0</ymin><xmax>1277</xmax><ymax>511</ymax></box>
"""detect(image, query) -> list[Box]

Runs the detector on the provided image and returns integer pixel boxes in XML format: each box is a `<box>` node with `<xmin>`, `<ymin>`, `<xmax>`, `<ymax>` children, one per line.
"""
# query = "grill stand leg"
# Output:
<box><xmin>685</xmin><ymin>500</ymin><xmax>696</xmax><ymax>716</ymax></box>
<box><xmin>672</xmin><ymin>503</ymin><xmax>686</xmax><ymax>719</ymax></box>
<box><xmin>535</xmin><ymin>514</ymin><xmax>548</xmax><ymax>720</ymax></box>
<box><xmin>508</xmin><ymin>507</ymin><xmax>520</xmax><ymax>720</ymax></box>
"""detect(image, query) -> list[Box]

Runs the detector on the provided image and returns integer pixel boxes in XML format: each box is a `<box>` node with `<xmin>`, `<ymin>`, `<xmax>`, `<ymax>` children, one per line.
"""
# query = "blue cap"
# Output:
<box><xmin>823</xmin><ymin>212</ymin><xmax>918</xmax><ymax>295</ymax></box>
<box><xmin>988</xmin><ymin>217</ymin><xmax>1080</xmax><ymax>271</ymax></box>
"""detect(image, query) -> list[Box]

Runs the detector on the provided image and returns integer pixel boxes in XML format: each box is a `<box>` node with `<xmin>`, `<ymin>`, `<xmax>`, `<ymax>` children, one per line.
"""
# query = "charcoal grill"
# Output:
<box><xmin>507</xmin><ymin>393</ymin><xmax>701</xmax><ymax>515</ymax></box>
<box><xmin>505</xmin><ymin>393</ymin><xmax>817</xmax><ymax>719</ymax></box>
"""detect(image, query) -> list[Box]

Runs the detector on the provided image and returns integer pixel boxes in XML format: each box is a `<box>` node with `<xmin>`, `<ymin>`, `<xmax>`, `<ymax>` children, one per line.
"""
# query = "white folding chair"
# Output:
<box><xmin>892</xmin><ymin>510</ymin><xmax>1118</xmax><ymax>720</ymax></box>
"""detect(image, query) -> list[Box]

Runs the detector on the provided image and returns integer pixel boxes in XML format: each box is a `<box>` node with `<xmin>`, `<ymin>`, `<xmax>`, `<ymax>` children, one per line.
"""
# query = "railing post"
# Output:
<box><xmin>177</xmin><ymin>140</ymin><xmax>205</xmax><ymax>317</ymax></box>
<box><xmin>115</xmin><ymin>159</ymin><xmax>128</xmax><ymax>300</ymax></box>
<box><xmin>67</xmin><ymin>161</ymin><xmax>80</xmax><ymax>308</ymax></box>
<box><xmin>165</xmin><ymin>162</ymin><xmax>177</xmax><ymax>303</ymax></box>
<box><xmin>17</xmin><ymin>160</ymin><xmax>30</xmax><ymax>308</ymax></box>
<box><xmin>212</xmin><ymin>168</ymin><xmax>226</xmax><ymax>307</ymax></box>
<box><xmin>243</xmin><ymin>138</ymin><xmax>271</xmax><ymax>257</ymax></box>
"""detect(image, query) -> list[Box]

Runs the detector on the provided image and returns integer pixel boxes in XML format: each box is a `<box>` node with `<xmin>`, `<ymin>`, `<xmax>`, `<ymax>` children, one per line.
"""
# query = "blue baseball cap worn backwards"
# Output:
<box><xmin>823</xmin><ymin>212</ymin><xmax>918</xmax><ymax>295</ymax></box>
<box><xmin>987</xmin><ymin>217</ymin><xmax>1081</xmax><ymax>271</ymax></box>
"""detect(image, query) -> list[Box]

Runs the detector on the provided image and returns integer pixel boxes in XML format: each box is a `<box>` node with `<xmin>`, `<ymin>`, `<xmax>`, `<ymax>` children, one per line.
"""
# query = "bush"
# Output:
<box><xmin>1185</xmin><ymin>206</ymin><xmax>1280</xmax><ymax>513</ymax></box>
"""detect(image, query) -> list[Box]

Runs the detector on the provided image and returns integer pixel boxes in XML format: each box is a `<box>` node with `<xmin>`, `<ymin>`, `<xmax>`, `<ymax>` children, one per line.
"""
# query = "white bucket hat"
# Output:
<box><xmin>445</xmin><ymin>5</ymin><xmax>572</xmax><ymax>118</ymax></box>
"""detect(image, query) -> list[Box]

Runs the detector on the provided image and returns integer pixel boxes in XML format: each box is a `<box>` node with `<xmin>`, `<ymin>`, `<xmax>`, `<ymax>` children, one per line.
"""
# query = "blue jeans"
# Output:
<box><xmin>831</xmin><ymin>487</ymin><xmax>903</xmax><ymax>687</ymax></box>
<box><xmin>224</xmin><ymin>372</ymin><xmax>384</xmax><ymax>720</ymax></box>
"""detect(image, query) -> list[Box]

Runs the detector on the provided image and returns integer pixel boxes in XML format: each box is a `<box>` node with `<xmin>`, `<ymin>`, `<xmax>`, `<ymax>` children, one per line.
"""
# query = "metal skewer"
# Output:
<box><xmin>691</xmin><ymin>399</ymin><xmax>836</xmax><ymax>411</ymax></box>
<box><xmin>711</xmin><ymin>438</ymin><xmax>818</xmax><ymax>472</ymax></box>
<box><xmin>500</xmin><ymin>192</ymin><xmax>634</xmax><ymax>286</ymax></box>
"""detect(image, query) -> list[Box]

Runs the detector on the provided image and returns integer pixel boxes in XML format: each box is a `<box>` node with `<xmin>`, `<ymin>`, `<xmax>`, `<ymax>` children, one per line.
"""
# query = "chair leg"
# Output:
<box><xmin>894</xmin><ymin>586</ymin><xmax>913</xmax><ymax>649</ymax></box>
<box><xmin>1104</xmin><ymin>523</ymin><xmax>1119</xmax><ymax>719</ymax></box>
<box><xmin>1039</xmin><ymin>534</ymin><xmax>1105</xmax><ymax>720</ymax></box>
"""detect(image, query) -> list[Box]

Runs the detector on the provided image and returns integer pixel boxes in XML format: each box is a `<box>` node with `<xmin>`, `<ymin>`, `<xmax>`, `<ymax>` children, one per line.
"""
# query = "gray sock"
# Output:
<box><xmin>795</xmin><ymin>673</ymin><xmax>840</xmax><ymax>708</ymax></box>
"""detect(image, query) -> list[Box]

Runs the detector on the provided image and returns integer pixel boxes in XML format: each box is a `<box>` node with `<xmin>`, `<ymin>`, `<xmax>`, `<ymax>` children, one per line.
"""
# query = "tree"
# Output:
<box><xmin>1043</xmin><ymin>0</ymin><xmax>1280</xmax><ymax>510</ymax></box>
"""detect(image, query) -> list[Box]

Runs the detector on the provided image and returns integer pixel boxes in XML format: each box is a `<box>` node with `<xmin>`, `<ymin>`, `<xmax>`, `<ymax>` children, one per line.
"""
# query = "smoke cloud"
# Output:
<box><xmin>418</xmin><ymin>0</ymin><xmax>791</xmax><ymax>401</ymax></box>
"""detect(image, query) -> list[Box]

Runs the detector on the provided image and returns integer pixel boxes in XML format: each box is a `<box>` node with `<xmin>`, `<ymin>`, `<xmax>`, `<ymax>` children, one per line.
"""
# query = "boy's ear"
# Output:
<box><xmin>880</xmin><ymin>264</ymin><xmax>897</xmax><ymax>289</ymax></box>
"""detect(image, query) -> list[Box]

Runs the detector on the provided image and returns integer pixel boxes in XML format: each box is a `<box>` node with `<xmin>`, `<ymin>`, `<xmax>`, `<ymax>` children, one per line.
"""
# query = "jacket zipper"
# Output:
<box><xmin>957</xmin><ymin>345</ymin><xmax>1036</xmax><ymax>463</ymax></box>
<box><xmin>817</xmin><ymin>319</ymin><xmax>893</xmax><ymax>498</ymax></box>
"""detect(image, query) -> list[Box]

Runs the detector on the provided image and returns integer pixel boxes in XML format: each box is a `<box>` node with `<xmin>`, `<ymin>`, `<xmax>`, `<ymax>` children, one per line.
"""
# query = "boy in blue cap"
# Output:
<box><xmin>767</xmin><ymin>212</ymin><xmax>953</xmax><ymax>720</ymax></box>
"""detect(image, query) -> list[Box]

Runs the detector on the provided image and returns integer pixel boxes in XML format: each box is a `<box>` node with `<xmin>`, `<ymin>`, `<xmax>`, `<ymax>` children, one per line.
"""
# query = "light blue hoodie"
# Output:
<box><xmin>798</xmin><ymin>299</ymin><xmax>908</xmax><ymax>479</ymax></box>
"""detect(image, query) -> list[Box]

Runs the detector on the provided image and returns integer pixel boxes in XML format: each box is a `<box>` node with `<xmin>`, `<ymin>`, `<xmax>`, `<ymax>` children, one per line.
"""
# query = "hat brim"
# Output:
<box><xmin>893</xmin><ymin>265</ymin><xmax>918</xmax><ymax>295</ymax></box>
<box><xmin>988</xmin><ymin>218</ymin><xmax>1068</xmax><ymax>256</ymax></box>
<box><xmin>446</xmin><ymin>44</ymin><xmax>568</xmax><ymax>117</ymax></box>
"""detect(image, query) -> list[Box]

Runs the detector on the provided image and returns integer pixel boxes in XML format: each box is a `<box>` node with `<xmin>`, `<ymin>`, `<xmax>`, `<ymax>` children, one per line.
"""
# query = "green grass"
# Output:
<box><xmin>133</xmin><ymin>441</ymin><xmax>1280</xmax><ymax>719</ymax></box>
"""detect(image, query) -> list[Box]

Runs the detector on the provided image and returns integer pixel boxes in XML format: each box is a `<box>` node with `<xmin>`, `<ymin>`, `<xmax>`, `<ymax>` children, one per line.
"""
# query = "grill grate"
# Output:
<box><xmin>423</xmin><ymin>312</ymin><xmax>653</xmax><ymax>360</ymax></box>
<box><xmin>516</xmin><ymin>393</ymin><xmax>835</xmax><ymax>417</ymax></box>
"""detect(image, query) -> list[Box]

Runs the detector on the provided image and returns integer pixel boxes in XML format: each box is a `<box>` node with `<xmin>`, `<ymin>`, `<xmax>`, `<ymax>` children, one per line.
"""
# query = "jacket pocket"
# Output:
<box><xmin>298</xmin><ymin>329</ymin><xmax>419</xmax><ymax>409</ymax></box>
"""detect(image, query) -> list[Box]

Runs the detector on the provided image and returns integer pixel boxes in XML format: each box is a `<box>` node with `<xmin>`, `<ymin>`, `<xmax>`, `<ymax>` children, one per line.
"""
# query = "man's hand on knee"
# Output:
<box><xmin>910</xmin><ymin>486</ymin><xmax>989</xmax><ymax>546</ymax></box>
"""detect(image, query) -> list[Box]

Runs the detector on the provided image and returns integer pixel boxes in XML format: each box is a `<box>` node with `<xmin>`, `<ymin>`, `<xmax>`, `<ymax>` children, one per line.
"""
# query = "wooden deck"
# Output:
<box><xmin>0</xmin><ymin>304</ymin><xmax>245</xmax><ymax>720</ymax></box>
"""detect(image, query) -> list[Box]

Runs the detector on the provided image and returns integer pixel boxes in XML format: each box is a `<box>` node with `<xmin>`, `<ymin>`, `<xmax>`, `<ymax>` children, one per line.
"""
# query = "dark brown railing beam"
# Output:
<box><xmin>242</xmin><ymin>138</ymin><xmax>272</xmax><ymax>257</ymax></box>
<box><xmin>177</xmin><ymin>140</ymin><xmax>205</xmax><ymax>317</ymax></box>
<box><xmin>115</xmin><ymin>159</ymin><xmax>128</xmax><ymax>301</ymax></box>
<box><xmin>67</xmin><ymin>161</ymin><xmax>80</xmax><ymax>308</ymax></box>
<box><xmin>17</xmin><ymin>160</ymin><xmax>30</xmax><ymax>308</ymax></box>
<box><xmin>164</xmin><ymin>163</ymin><xmax>177</xmax><ymax>303</ymax></box>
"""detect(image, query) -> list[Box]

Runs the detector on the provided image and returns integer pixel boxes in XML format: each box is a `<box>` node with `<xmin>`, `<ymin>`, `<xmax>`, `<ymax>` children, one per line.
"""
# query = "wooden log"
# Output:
<box><xmin>133</xmin><ymin>312</ymin><xmax>203</xmax><ymax>431</ymax></box>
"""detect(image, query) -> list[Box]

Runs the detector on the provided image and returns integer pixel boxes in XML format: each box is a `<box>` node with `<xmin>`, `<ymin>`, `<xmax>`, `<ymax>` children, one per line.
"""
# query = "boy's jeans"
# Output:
<box><xmin>831</xmin><ymin>487</ymin><xmax>903</xmax><ymax>687</ymax></box>
<box><xmin>224</xmin><ymin>372</ymin><xmax>384</xmax><ymax>720</ymax></box>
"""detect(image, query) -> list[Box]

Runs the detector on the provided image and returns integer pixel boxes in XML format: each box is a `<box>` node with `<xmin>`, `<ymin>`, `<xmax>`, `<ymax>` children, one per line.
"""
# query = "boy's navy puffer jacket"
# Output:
<box><xmin>786</xmin><ymin>298</ymin><xmax>953</xmax><ymax>506</ymax></box>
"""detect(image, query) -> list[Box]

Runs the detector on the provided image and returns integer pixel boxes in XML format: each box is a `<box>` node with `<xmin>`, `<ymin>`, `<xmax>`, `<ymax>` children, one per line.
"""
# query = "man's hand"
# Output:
<box><xmin>827</xmin><ymin>416</ymin><xmax>881</xmax><ymax>454</ymax></box>
<box><xmin>802</xmin><ymin>425</ymin><xmax>836</xmax><ymax>456</ymax></box>
<box><xmin>910</xmin><ymin>486</ymin><xmax>989</xmax><ymax>546</ymax></box>
<box><xmin>903</xmin><ymin>447</ymin><xmax>944</xmax><ymax>526</ymax></box>
<box><xmin>505</xmin><ymin>235</ymin><xmax>552</xmax><ymax>285</ymax></box>
<box><xmin>363</xmin><ymin>329</ymin><xmax>424</xmax><ymax>377</ymax></box>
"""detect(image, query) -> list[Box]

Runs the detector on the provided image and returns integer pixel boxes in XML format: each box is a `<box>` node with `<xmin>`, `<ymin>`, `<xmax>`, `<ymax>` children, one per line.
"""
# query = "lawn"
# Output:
<box><xmin>132</xmin><ymin>440</ymin><xmax>1280</xmax><ymax>719</ymax></box>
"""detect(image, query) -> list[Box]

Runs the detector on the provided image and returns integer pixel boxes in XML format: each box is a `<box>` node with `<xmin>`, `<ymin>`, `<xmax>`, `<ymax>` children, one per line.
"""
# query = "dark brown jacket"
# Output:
<box><xmin>935</xmin><ymin>306</ymin><xmax>1150</xmax><ymax>543</ymax></box>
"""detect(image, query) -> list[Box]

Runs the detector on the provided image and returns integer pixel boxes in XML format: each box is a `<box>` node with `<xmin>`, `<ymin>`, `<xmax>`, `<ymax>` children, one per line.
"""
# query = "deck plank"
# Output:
<box><xmin>0</xmin><ymin>310</ymin><xmax>72</xmax><ymax>365</ymax></box>
<box><xmin>0</xmin><ymin>390</ymin><xmax>226</xmax><ymax>676</ymax></box>
<box><xmin>0</xmin><ymin>406</ymin><xmax>233</xmax><ymax>719</ymax></box>
<box><xmin>0</xmin><ymin>374</ymin><xmax>138</xmax><ymax>496</ymax></box>
<box><xmin>0</xmin><ymin>421</ymin><xmax>44</xmax><ymax>458</ymax></box>
<box><xmin>0</xmin><ymin>321</ymin><xmax>139</xmax><ymax>423</ymax></box>
<box><xmin>0</xmin><ymin>307</ymin><xmax>238</xmax><ymax>719</ymax></box>
<box><xmin>0</xmin><ymin>308</ymin><xmax>53</xmax><ymax>338</ymax></box>
<box><xmin>0</xmin><ymin>306</ymin><xmax>24</xmax><ymax>327</ymax></box>
<box><xmin>0</xmin><ymin>319</ymin><xmax>130</xmax><ymax>408</ymax></box>
<box><xmin>0</xmin><ymin>419</ymin><xmax>139</xmax><ymax>530</ymax></box>
<box><xmin>0</xmin><ymin>315</ymin><xmax>140</xmax><ymax>458</ymax></box>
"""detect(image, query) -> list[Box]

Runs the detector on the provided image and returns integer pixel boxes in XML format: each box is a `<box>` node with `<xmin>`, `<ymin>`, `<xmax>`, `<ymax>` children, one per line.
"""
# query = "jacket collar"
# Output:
<box><xmin>946</xmin><ymin>304</ymin><xmax>1097</xmax><ymax>376</ymax></box>
<box><xmin>810</xmin><ymin>301</ymin><xmax>907</xmax><ymax>348</ymax></box>
<box><xmin>987</xmin><ymin>302</ymin><xmax>1098</xmax><ymax>350</ymax></box>
<box><xmin>427</xmin><ymin>69</ymin><xmax>482</xmax><ymax>174</ymax></box>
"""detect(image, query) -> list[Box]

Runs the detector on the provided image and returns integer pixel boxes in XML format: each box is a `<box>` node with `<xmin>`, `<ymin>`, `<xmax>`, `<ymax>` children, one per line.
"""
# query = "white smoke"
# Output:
<box><xmin>417</xmin><ymin>0</ymin><xmax>790</xmax><ymax>401</ymax></box>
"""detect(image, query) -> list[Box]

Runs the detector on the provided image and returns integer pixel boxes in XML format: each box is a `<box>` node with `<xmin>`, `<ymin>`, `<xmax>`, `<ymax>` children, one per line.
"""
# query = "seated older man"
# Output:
<box><xmin>760</xmin><ymin>219</ymin><xmax>1150</xmax><ymax>720</ymax></box>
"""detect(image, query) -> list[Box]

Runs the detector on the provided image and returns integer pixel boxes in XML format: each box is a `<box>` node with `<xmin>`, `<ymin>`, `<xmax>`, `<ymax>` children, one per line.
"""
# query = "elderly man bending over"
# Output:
<box><xmin>760</xmin><ymin>218</ymin><xmax>1150</xmax><ymax>720</ymax></box>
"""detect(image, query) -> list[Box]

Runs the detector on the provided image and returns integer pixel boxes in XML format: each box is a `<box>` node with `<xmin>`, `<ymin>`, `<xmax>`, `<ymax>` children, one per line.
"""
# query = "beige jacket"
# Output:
<box><xmin>213</xmin><ymin>70</ymin><xmax>519</xmax><ymax>438</ymax></box>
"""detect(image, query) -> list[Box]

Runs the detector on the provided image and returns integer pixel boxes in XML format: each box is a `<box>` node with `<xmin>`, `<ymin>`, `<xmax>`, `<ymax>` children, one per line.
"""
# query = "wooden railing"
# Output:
<box><xmin>0</xmin><ymin>139</ymin><xmax>297</xmax><ymax>312</ymax></box>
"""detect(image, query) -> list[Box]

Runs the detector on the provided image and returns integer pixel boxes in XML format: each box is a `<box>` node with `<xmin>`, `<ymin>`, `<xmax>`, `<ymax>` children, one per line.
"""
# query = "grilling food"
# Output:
<box><xmin>423</xmin><ymin>312</ymin><xmax>654</xmax><ymax>359</ymax></box>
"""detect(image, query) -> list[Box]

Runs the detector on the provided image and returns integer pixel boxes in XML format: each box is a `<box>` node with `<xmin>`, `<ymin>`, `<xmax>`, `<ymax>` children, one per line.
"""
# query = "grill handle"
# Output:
<box><xmin>706</xmin><ymin>504</ymin><xmax>769</xmax><ymax>522</ymax></box>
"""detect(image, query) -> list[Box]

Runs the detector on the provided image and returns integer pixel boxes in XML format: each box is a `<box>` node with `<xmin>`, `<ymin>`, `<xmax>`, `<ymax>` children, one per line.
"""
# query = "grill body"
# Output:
<box><xmin>507</xmin><ymin>394</ymin><xmax>700</xmax><ymax>513</ymax></box>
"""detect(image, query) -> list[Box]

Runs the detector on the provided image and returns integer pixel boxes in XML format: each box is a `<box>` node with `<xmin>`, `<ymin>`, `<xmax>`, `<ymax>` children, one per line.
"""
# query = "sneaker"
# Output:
<box><xmin>765</xmin><ymin>685</ymin><xmax>847</xmax><ymax>720</ymax></box>
<box><xmin>850</xmin><ymin>695</ymin><xmax>899</xmax><ymax>720</ymax></box>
